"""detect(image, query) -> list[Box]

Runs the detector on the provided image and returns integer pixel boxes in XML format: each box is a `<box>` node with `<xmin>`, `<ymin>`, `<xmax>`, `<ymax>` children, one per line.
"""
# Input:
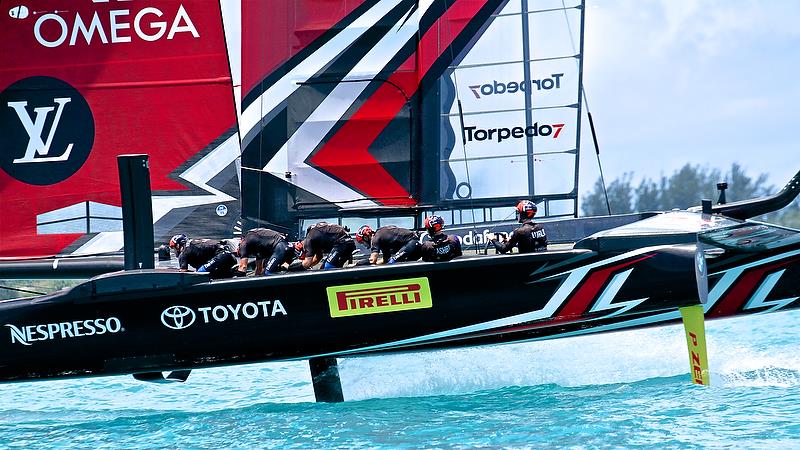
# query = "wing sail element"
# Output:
<box><xmin>237</xmin><ymin>0</ymin><xmax>586</xmax><ymax>234</ymax></box>
<box><xmin>0</xmin><ymin>0</ymin><xmax>240</xmax><ymax>258</ymax></box>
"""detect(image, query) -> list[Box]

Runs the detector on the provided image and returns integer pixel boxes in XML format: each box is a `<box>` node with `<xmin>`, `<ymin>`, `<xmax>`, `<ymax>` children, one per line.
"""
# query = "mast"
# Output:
<box><xmin>575</xmin><ymin>0</ymin><xmax>587</xmax><ymax>218</ymax></box>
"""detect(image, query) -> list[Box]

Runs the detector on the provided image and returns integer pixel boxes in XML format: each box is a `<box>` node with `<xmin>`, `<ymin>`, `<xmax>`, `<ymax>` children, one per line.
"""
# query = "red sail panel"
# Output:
<box><xmin>0</xmin><ymin>0</ymin><xmax>236</xmax><ymax>257</ymax></box>
<box><xmin>241</xmin><ymin>0</ymin><xmax>365</xmax><ymax>100</ymax></box>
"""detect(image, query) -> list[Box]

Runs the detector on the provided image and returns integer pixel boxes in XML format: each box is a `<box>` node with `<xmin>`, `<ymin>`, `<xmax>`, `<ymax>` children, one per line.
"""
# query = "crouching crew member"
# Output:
<box><xmin>300</xmin><ymin>222</ymin><xmax>356</xmax><ymax>269</ymax></box>
<box><xmin>356</xmin><ymin>225</ymin><xmax>422</xmax><ymax>264</ymax></box>
<box><xmin>238</xmin><ymin>228</ymin><xmax>297</xmax><ymax>275</ymax></box>
<box><xmin>491</xmin><ymin>200</ymin><xmax>548</xmax><ymax>254</ymax></box>
<box><xmin>420</xmin><ymin>215</ymin><xmax>462</xmax><ymax>262</ymax></box>
<box><xmin>169</xmin><ymin>234</ymin><xmax>238</xmax><ymax>278</ymax></box>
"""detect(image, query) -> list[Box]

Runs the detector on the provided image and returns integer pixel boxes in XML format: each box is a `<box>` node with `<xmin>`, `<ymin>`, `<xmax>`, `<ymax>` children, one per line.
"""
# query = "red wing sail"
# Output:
<box><xmin>0</xmin><ymin>0</ymin><xmax>239</xmax><ymax>258</ymax></box>
<box><xmin>236</xmin><ymin>0</ymin><xmax>584</xmax><ymax>233</ymax></box>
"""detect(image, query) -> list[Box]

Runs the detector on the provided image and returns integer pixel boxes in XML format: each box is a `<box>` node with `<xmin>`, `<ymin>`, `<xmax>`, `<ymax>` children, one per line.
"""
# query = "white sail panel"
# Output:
<box><xmin>444</xmin><ymin>151</ymin><xmax>576</xmax><ymax>201</ymax></box>
<box><xmin>438</xmin><ymin>0</ymin><xmax>583</xmax><ymax>212</ymax></box>
<box><xmin>529</xmin><ymin>9</ymin><xmax>582</xmax><ymax>59</ymax></box>
<box><xmin>445</xmin><ymin>157</ymin><xmax>529</xmax><ymax>200</ymax></box>
<box><xmin>534</xmin><ymin>152</ymin><xmax>575</xmax><ymax>195</ymax></box>
<box><xmin>448</xmin><ymin>58</ymin><xmax>579</xmax><ymax>114</ymax></box>
<box><xmin>547</xmin><ymin>198</ymin><xmax>576</xmax><ymax>216</ymax></box>
<box><xmin>458</xmin><ymin>15</ymin><xmax>524</xmax><ymax>67</ymax></box>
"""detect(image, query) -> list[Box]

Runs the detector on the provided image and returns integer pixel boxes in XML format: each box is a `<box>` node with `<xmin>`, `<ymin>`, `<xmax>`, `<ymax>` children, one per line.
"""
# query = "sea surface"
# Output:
<box><xmin>0</xmin><ymin>309</ymin><xmax>798</xmax><ymax>448</ymax></box>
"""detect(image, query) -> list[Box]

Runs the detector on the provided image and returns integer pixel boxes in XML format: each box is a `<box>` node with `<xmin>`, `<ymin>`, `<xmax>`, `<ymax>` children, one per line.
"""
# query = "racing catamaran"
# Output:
<box><xmin>1</xmin><ymin>0</ymin><xmax>799</xmax><ymax>401</ymax></box>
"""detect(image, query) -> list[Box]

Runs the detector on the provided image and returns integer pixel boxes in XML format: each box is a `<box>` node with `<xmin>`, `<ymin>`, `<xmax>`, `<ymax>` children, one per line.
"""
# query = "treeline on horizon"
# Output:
<box><xmin>581</xmin><ymin>163</ymin><xmax>800</xmax><ymax>227</ymax></box>
<box><xmin>0</xmin><ymin>279</ymin><xmax>78</xmax><ymax>301</ymax></box>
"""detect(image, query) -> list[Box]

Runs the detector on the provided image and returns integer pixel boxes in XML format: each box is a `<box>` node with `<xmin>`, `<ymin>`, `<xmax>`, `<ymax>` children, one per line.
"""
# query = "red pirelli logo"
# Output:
<box><xmin>326</xmin><ymin>277</ymin><xmax>432</xmax><ymax>318</ymax></box>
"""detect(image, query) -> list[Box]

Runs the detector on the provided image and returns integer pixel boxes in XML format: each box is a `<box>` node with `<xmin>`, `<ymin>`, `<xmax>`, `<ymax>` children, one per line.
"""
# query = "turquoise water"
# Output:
<box><xmin>1</xmin><ymin>309</ymin><xmax>798</xmax><ymax>448</ymax></box>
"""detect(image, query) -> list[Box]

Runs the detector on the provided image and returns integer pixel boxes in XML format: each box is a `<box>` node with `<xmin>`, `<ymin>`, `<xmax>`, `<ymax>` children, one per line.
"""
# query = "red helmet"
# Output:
<box><xmin>516</xmin><ymin>200</ymin><xmax>537</xmax><ymax>222</ymax></box>
<box><xmin>424</xmin><ymin>215</ymin><xmax>445</xmax><ymax>235</ymax></box>
<box><xmin>355</xmin><ymin>225</ymin><xmax>373</xmax><ymax>243</ymax></box>
<box><xmin>293</xmin><ymin>241</ymin><xmax>305</xmax><ymax>260</ymax></box>
<box><xmin>169</xmin><ymin>233</ymin><xmax>187</xmax><ymax>248</ymax></box>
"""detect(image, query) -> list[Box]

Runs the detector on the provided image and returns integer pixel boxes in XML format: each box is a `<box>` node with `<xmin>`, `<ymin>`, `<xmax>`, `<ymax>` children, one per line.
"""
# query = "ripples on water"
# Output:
<box><xmin>1</xmin><ymin>310</ymin><xmax>798</xmax><ymax>448</ymax></box>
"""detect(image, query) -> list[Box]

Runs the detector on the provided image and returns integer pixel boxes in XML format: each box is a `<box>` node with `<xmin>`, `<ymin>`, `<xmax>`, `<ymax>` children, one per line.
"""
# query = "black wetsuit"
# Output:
<box><xmin>179</xmin><ymin>239</ymin><xmax>236</xmax><ymax>278</ymax></box>
<box><xmin>370</xmin><ymin>226</ymin><xmax>421</xmax><ymax>263</ymax></box>
<box><xmin>493</xmin><ymin>221</ymin><xmax>548</xmax><ymax>253</ymax></box>
<box><xmin>303</xmin><ymin>223</ymin><xmax>356</xmax><ymax>268</ymax></box>
<box><xmin>240</xmin><ymin>228</ymin><xmax>293</xmax><ymax>273</ymax></box>
<box><xmin>421</xmin><ymin>232</ymin><xmax>462</xmax><ymax>262</ymax></box>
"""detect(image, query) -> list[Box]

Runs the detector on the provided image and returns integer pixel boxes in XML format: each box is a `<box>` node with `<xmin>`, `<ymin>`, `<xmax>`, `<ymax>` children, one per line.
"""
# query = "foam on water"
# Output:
<box><xmin>341</xmin><ymin>309</ymin><xmax>800</xmax><ymax>400</ymax></box>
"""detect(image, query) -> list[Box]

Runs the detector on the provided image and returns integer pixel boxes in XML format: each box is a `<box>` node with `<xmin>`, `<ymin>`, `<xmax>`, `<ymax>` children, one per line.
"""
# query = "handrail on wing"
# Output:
<box><xmin>711</xmin><ymin>168</ymin><xmax>800</xmax><ymax>220</ymax></box>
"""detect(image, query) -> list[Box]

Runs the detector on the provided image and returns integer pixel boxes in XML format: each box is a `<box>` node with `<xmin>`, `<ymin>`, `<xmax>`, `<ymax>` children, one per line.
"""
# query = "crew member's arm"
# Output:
<box><xmin>377</xmin><ymin>249</ymin><xmax>392</xmax><ymax>265</ymax></box>
<box><xmin>369</xmin><ymin>252</ymin><xmax>381</xmax><ymax>264</ymax></box>
<box><xmin>493</xmin><ymin>230</ymin><xmax>519</xmax><ymax>254</ymax></box>
<box><xmin>238</xmin><ymin>257</ymin><xmax>249</xmax><ymax>273</ymax></box>
<box><xmin>300</xmin><ymin>237</ymin><xmax>319</xmax><ymax>269</ymax></box>
<box><xmin>490</xmin><ymin>239</ymin><xmax>505</xmax><ymax>253</ymax></box>
<box><xmin>420</xmin><ymin>242</ymin><xmax>433</xmax><ymax>262</ymax></box>
<box><xmin>369</xmin><ymin>239</ymin><xmax>383</xmax><ymax>264</ymax></box>
<box><xmin>302</xmin><ymin>253</ymin><xmax>321</xmax><ymax>269</ymax></box>
<box><xmin>178</xmin><ymin>250</ymin><xmax>189</xmax><ymax>272</ymax></box>
<box><xmin>254</xmin><ymin>259</ymin><xmax>265</xmax><ymax>275</ymax></box>
<box><xmin>452</xmin><ymin>236</ymin><xmax>463</xmax><ymax>257</ymax></box>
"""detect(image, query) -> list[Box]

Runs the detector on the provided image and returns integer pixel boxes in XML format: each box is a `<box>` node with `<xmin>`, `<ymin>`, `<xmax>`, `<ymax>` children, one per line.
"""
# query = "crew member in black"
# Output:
<box><xmin>299</xmin><ymin>222</ymin><xmax>356</xmax><ymax>269</ymax></box>
<box><xmin>237</xmin><ymin>227</ymin><xmax>298</xmax><ymax>275</ymax></box>
<box><xmin>420</xmin><ymin>215</ymin><xmax>462</xmax><ymax>262</ymax></box>
<box><xmin>491</xmin><ymin>200</ymin><xmax>548</xmax><ymax>253</ymax></box>
<box><xmin>355</xmin><ymin>225</ymin><xmax>422</xmax><ymax>264</ymax></box>
<box><xmin>169</xmin><ymin>233</ymin><xmax>238</xmax><ymax>278</ymax></box>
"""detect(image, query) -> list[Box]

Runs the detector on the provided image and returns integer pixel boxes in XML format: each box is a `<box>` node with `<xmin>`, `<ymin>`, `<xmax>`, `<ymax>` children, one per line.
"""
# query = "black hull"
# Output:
<box><xmin>1</xmin><ymin>245</ymin><xmax>704</xmax><ymax>382</ymax></box>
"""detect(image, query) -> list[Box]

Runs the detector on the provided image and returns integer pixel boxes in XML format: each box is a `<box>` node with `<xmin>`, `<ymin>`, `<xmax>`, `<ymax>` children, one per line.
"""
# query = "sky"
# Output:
<box><xmin>576</xmin><ymin>0</ymin><xmax>800</xmax><ymax>198</ymax></box>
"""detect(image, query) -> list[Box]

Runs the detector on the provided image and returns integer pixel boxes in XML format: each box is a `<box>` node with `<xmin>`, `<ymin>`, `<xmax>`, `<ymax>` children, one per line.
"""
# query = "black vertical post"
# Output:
<box><xmin>716</xmin><ymin>182</ymin><xmax>728</xmax><ymax>205</ymax></box>
<box><xmin>309</xmin><ymin>357</ymin><xmax>344</xmax><ymax>403</ymax></box>
<box><xmin>118</xmin><ymin>154</ymin><xmax>154</xmax><ymax>270</ymax></box>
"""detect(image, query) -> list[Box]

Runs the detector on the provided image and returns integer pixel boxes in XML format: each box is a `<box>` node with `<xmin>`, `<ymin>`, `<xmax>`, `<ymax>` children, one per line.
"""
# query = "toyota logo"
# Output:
<box><xmin>161</xmin><ymin>305</ymin><xmax>196</xmax><ymax>330</ymax></box>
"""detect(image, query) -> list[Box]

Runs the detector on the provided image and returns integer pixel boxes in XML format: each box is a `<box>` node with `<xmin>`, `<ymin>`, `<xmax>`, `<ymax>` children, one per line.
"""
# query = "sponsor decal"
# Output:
<box><xmin>5</xmin><ymin>317</ymin><xmax>123</xmax><ymax>346</ymax></box>
<box><xmin>458</xmin><ymin>229</ymin><xmax>506</xmax><ymax>247</ymax></box>
<box><xmin>688</xmin><ymin>332</ymin><xmax>704</xmax><ymax>384</ymax></box>
<box><xmin>0</xmin><ymin>76</ymin><xmax>94</xmax><ymax>185</ymax></box>
<box><xmin>215</xmin><ymin>204</ymin><xmax>228</xmax><ymax>217</ymax></box>
<box><xmin>430</xmin><ymin>229</ymin><xmax>510</xmax><ymax>247</ymax></box>
<box><xmin>327</xmin><ymin>278</ymin><xmax>432</xmax><ymax>318</ymax></box>
<box><xmin>31</xmin><ymin>3</ymin><xmax>199</xmax><ymax>48</ymax></box>
<box><xmin>161</xmin><ymin>305</ymin><xmax>196</xmax><ymax>330</ymax></box>
<box><xmin>468</xmin><ymin>74</ymin><xmax>564</xmax><ymax>99</ymax></box>
<box><xmin>160</xmin><ymin>301</ymin><xmax>287</xmax><ymax>330</ymax></box>
<box><xmin>463</xmin><ymin>123</ymin><xmax>564</xmax><ymax>143</ymax></box>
